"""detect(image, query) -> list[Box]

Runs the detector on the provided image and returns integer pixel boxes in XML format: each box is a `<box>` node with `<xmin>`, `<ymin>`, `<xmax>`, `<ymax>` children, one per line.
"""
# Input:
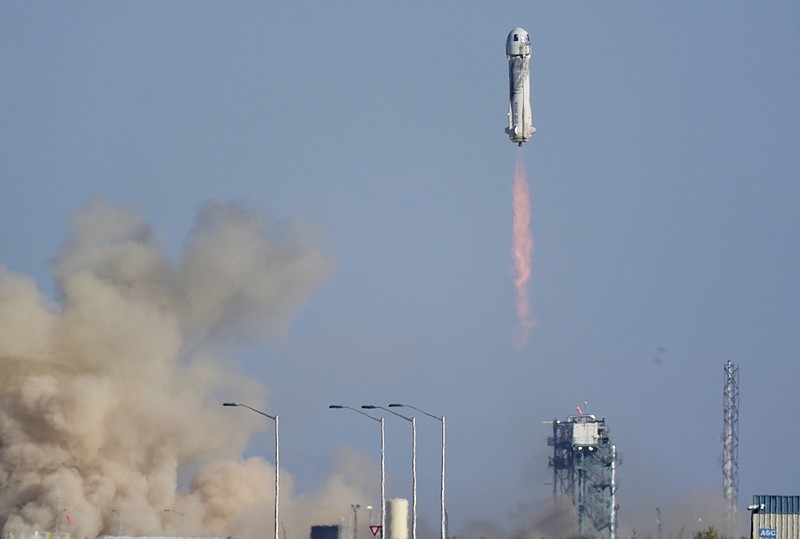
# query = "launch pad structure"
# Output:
<box><xmin>546</xmin><ymin>414</ymin><xmax>618</xmax><ymax>539</ymax></box>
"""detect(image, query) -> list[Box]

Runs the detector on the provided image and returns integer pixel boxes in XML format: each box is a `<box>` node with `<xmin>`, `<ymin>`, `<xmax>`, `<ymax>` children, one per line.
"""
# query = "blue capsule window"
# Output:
<box><xmin>513</xmin><ymin>34</ymin><xmax>519</xmax><ymax>41</ymax></box>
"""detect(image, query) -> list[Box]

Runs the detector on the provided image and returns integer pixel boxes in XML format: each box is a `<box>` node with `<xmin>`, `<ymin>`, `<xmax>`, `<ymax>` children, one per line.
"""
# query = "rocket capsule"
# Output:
<box><xmin>505</xmin><ymin>27</ymin><xmax>535</xmax><ymax>145</ymax></box>
<box><xmin>506</xmin><ymin>27</ymin><xmax>532</xmax><ymax>57</ymax></box>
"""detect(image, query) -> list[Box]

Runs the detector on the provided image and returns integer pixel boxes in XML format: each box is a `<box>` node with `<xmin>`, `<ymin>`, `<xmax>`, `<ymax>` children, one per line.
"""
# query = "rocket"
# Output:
<box><xmin>505</xmin><ymin>27</ymin><xmax>535</xmax><ymax>146</ymax></box>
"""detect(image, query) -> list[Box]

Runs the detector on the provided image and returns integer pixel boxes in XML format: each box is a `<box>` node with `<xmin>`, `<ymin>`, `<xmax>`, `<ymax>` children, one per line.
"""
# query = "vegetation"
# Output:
<box><xmin>692</xmin><ymin>527</ymin><xmax>747</xmax><ymax>539</ymax></box>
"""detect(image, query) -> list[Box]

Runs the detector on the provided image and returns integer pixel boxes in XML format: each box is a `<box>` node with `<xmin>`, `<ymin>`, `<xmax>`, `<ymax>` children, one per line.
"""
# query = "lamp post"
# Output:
<box><xmin>747</xmin><ymin>503</ymin><xmax>764</xmax><ymax>539</ymax></box>
<box><xmin>55</xmin><ymin>490</ymin><xmax>60</xmax><ymax>536</ymax></box>
<box><xmin>223</xmin><ymin>402</ymin><xmax>279</xmax><ymax>539</ymax></box>
<box><xmin>390</xmin><ymin>404</ymin><xmax>445</xmax><ymax>539</ymax></box>
<box><xmin>351</xmin><ymin>504</ymin><xmax>361</xmax><ymax>539</ymax></box>
<box><xmin>330</xmin><ymin>405</ymin><xmax>385</xmax><ymax>539</ymax></box>
<box><xmin>163</xmin><ymin>509</ymin><xmax>185</xmax><ymax>536</ymax></box>
<box><xmin>363</xmin><ymin>405</ymin><xmax>416</xmax><ymax>539</ymax></box>
<box><xmin>111</xmin><ymin>509</ymin><xmax>122</xmax><ymax>536</ymax></box>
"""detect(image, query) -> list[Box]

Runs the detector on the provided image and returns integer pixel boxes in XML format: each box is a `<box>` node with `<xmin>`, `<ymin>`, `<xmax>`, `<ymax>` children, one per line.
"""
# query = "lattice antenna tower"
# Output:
<box><xmin>722</xmin><ymin>360</ymin><xmax>740</xmax><ymax>532</ymax></box>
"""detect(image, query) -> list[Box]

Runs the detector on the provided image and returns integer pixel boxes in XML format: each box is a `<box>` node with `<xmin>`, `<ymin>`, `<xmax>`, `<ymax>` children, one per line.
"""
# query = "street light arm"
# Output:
<box><xmin>223</xmin><ymin>402</ymin><xmax>276</xmax><ymax>420</ymax></box>
<box><xmin>363</xmin><ymin>405</ymin><xmax>413</xmax><ymax>422</ymax></box>
<box><xmin>164</xmin><ymin>509</ymin><xmax>185</xmax><ymax>518</ymax></box>
<box><xmin>330</xmin><ymin>404</ymin><xmax>381</xmax><ymax>423</ymax></box>
<box><xmin>389</xmin><ymin>403</ymin><xmax>442</xmax><ymax>421</ymax></box>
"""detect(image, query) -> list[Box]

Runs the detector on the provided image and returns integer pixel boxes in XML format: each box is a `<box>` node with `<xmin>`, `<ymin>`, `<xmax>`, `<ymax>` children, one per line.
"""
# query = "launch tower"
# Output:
<box><xmin>723</xmin><ymin>360</ymin><xmax>740</xmax><ymax>533</ymax></box>
<box><xmin>547</xmin><ymin>414</ymin><xmax>618</xmax><ymax>539</ymax></box>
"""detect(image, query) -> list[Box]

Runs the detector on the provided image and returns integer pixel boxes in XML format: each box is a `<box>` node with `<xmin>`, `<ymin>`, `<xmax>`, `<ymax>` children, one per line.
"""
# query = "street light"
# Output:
<box><xmin>351</xmin><ymin>504</ymin><xmax>361</xmax><ymax>539</ymax></box>
<box><xmin>390</xmin><ymin>404</ymin><xmax>445</xmax><ymax>539</ymax></box>
<box><xmin>224</xmin><ymin>402</ymin><xmax>279</xmax><ymax>539</ymax></box>
<box><xmin>330</xmin><ymin>405</ymin><xmax>385</xmax><ymax>539</ymax></box>
<box><xmin>748</xmin><ymin>503</ymin><xmax>764</xmax><ymax>539</ymax></box>
<box><xmin>111</xmin><ymin>509</ymin><xmax>122</xmax><ymax>536</ymax></box>
<box><xmin>163</xmin><ymin>509</ymin><xmax>185</xmax><ymax>536</ymax></box>
<box><xmin>363</xmin><ymin>405</ymin><xmax>416</xmax><ymax>539</ymax></box>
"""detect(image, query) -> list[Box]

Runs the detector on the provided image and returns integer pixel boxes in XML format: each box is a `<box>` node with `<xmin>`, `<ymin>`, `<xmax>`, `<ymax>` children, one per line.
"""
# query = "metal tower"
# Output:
<box><xmin>547</xmin><ymin>414</ymin><xmax>619</xmax><ymax>539</ymax></box>
<box><xmin>723</xmin><ymin>360</ymin><xmax>740</xmax><ymax>532</ymax></box>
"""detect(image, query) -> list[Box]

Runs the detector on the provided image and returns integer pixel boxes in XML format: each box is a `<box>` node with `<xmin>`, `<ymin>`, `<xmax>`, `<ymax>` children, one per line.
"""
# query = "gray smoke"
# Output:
<box><xmin>0</xmin><ymin>200</ymin><xmax>368</xmax><ymax>539</ymax></box>
<box><xmin>459</xmin><ymin>498</ymin><xmax>579</xmax><ymax>539</ymax></box>
<box><xmin>455</xmin><ymin>456</ymin><xmax>730</xmax><ymax>539</ymax></box>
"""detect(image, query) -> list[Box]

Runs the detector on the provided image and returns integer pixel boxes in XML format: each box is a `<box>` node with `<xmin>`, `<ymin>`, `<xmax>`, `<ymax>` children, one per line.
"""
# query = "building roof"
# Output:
<box><xmin>752</xmin><ymin>495</ymin><xmax>800</xmax><ymax>514</ymax></box>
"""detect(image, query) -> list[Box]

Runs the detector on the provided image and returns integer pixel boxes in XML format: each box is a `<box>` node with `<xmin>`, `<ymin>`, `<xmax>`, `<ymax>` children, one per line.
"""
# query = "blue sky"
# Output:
<box><xmin>2</xmin><ymin>2</ymin><xmax>799</xmax><ymax>537</ymax></box>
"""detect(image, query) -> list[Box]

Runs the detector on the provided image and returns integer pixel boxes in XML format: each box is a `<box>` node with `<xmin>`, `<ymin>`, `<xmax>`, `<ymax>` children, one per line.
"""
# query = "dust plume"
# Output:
<box><xmin>459</xmin><ymin>490</ymin><xmax>732</xmax><ymax>539</ymax></box>
<box><xmin>0</xmin><ymin>200</ymin><xmax>368</xmax><ymax>539</ymax></box>
<box><xmin>460</xmin><ymin>497</ymin><xmax>578</xmax><ymax>539</ymax></box>
<box><xmin>512</xmin><ymin>151</ymin><xmax>535</xmax><ymax>348</ymax></box>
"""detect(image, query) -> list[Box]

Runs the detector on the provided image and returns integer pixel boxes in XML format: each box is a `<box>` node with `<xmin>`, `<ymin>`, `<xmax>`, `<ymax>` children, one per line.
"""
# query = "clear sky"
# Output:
<box><xmin>1</xmin><ymin>2</ymin><xmax>799</xmax><ymax>538</ymax></box>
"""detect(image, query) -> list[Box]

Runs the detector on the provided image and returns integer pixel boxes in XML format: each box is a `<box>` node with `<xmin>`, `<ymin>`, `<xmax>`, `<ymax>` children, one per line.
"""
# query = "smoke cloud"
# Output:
<box><xmin>0</xmin><ymin>200</ymin><xmax>368</xmax><ymax>539</ymax></box>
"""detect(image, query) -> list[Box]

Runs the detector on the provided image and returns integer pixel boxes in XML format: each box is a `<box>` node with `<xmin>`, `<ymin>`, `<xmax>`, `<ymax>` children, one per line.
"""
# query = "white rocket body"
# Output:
<box><xmin>505</xmin><ymin>27</ymin><xmax>535</xmax><ymax>146</ymax></box>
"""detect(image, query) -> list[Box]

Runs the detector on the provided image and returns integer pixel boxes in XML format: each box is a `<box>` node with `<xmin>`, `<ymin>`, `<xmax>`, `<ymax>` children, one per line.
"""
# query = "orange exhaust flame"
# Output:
<box><xmin>512</xmin><ymin>151</ymin><xmax>535</xmax><ymax>348</ymax></box>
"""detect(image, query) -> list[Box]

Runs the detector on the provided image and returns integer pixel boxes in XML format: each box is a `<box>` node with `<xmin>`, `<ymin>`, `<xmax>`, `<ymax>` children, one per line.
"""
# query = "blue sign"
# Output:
<box><xmin>759</xmin><ymin>529</ymin><xmax>777</xmax><ymax>538</ymax></box>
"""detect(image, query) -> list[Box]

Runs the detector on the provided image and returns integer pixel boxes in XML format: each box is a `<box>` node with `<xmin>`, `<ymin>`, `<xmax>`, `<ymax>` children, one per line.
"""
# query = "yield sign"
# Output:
<box><xmin>369</xmin><ymin>526</ymin><xmax>382</xmax><ymax>537</ymax></box>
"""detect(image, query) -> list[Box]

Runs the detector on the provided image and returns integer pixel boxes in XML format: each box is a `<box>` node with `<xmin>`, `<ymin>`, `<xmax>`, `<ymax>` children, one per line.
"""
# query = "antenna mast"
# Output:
<box><xmin>722</xmin><ymin>360</ymin><xmax>740</xmax><ymax>532</ymax></box>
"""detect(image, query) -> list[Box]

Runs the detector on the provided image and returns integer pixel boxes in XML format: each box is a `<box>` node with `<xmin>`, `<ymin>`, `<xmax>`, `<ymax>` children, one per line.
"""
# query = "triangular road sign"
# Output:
<box><xmin>369</xmin><ymin>525</ymin><xmax>382</xmax><ymax>537</ymax></box>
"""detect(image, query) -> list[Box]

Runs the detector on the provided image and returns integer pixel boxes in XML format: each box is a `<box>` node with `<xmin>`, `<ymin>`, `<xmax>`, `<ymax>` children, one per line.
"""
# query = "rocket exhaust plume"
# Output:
<box><xmin>512</xmin><ymin>151</ymin><xmax>535</xmax><ymax>347</ymax></box>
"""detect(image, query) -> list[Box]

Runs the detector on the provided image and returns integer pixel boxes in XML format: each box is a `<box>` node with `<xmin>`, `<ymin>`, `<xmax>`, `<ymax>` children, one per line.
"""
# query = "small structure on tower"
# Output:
<box><xmin>546</xmin><ymin>413</ymin><xmax>618</xmax><ymax>539</ymax></box>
